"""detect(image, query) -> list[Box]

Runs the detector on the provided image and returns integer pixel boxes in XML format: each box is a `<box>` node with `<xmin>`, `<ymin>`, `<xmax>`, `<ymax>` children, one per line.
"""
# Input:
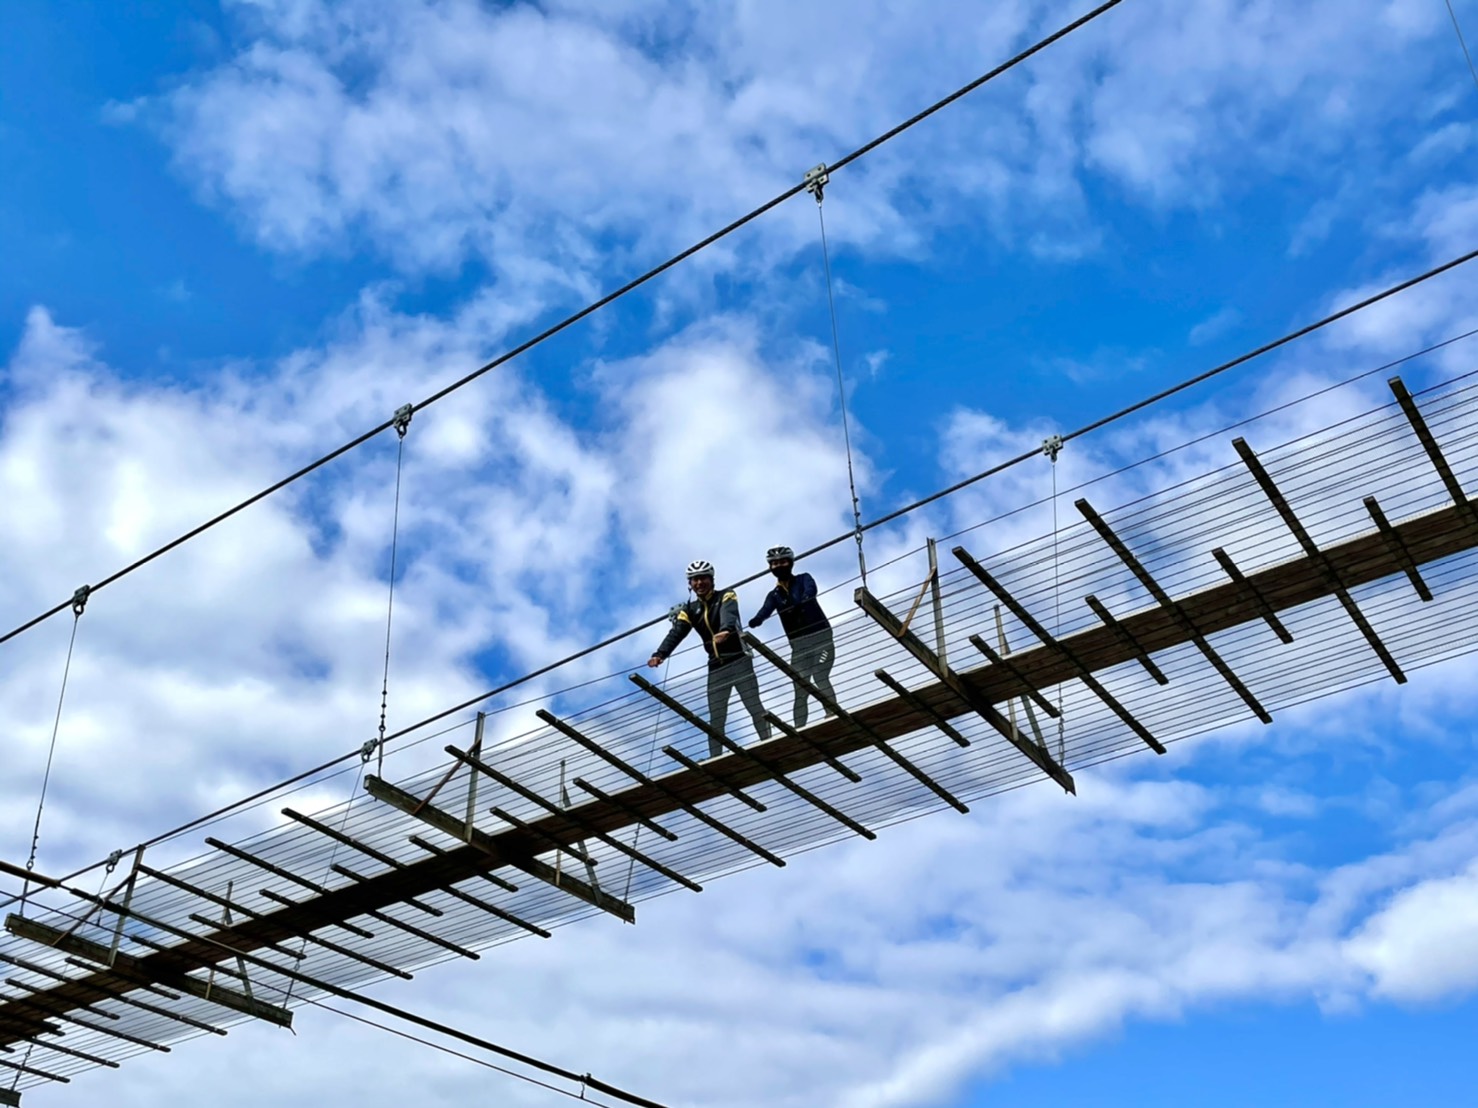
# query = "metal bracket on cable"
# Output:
<box><xmin>1042</xmin><ymin>435</ymin><xmax>1064</xmax><ymax>463</ymax></box>
<box><xmin>392</xmin><ymin>403</ymin><xmax>413</xmax><ymax>440</ymax></box>
<box><xmin>804</xmin><ymin>163</ymin><xmax>829</xmax><ymax>204</ymax></box>
<box><xmin>70</xmin><ymin>585</ymin><xmax>91</xmax><ymax>617</ymax></box>
<box><xmin>359</xmin><ymin>737</ymin><xmax>380</xmax><ymax>765</ymax></box>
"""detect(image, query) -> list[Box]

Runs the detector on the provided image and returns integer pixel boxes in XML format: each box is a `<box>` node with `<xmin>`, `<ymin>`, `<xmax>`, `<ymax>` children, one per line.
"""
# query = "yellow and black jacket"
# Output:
<box><xmin>654</xmin><ymin>590</ymin><xmax>748</xmax><ymax>669</ymax></box>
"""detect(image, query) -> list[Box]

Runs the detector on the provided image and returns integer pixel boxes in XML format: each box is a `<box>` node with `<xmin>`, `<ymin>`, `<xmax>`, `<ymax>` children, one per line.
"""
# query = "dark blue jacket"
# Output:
<box><xmin>748</xmin><ymin>573</ymin><xmax>830</xmax><ymax>640</ymax></box>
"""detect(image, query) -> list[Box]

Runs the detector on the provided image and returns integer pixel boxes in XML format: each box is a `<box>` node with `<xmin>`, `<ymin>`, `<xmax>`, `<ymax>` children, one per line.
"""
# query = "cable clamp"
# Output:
<box><xmin>71</xmin><ymin>584</ymin><xmax>91</xmax><ymax>617</ymax></box>
<box><xmin>392</xmin><ymin>403</ymin><xmax>414</xmax><ymax>440</ymax></box>
<box><xmin>360</xmin><ymin>737</ymin><xmax>380</xmax><ymax>764</ymax></box>
<box><xmin>1041</xmin><ymin>435</ymin><xmax>1064</xmax><ymax>463</ymax></box>
<box><xmin>804</xmin><ymin>163</ymin><xmax>829</xmax><ymax>204</ymax></box>
<box><xmin>105</xmin><ymin>849</ymin><xmax>123</xmax><ymax>874</ymax></box>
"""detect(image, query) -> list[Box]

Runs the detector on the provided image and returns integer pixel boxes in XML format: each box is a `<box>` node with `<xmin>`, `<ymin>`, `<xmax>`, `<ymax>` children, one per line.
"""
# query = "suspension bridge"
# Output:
<box><xmin>4</xmin><ymin>361</ymin><xmax>1478</xmax><ymax>1104</ymax></box>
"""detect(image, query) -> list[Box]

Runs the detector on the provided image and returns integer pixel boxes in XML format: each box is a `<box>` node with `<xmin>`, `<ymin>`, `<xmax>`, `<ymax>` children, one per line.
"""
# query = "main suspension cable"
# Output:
<box><xmin>0</xmin><ymin>0</ymin><xmax>1126</xmax><ymax>652</ymax></box>
<box><xmin>306</xmin><ymin>998</ymin><xmax>627</xmax><ymax>1107</ymax></box>
<box><xmin>368</xmin><ymin>404</ymin><xmax>414</xmax><ymax>775</ymax></box>
<box><xmin>810</xmin><ymin>167</ymin><xmax>869</xmax><ymax>585</ymax></box>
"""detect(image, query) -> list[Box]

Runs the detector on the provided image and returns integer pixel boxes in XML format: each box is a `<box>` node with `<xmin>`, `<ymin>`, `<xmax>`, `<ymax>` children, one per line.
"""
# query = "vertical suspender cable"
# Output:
<box><xmin>810</xmin><ymin>166</ymin><xmax>868</xmax><ymax>586</ymax></box>
<box><xmin>624</xmin><ymin>655</ymin><xmax>671</xmax><ymax>900</ymax></box>
<box><xmin>371</xmin><ymin>404</ymin><xmax>414</xmax><ymax>776</ymax></box>
<box><xmin>20</xmin><ymin>587</ymin><xmax>89</xmax><ymax>917</ymax></box>
<box><xmin>298</xmin><ymin>403</ymin><xmax>413</xmax><ymax>999</ymax></box>
<box><xmin>1043</xmin><ymin>438</ymin><xmax>1067</xmax><ymax>764</ymax></box>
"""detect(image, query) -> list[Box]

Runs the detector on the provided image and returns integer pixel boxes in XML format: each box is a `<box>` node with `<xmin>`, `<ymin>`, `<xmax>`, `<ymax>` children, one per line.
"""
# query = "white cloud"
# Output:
<box><xmin>1188</xmin><ymin>306</ymin><xmax>1241</xmax><ymax>346</ymax></box>
<box><xmin>1347</xmin><ymin>858</ymin><xmax>1478</xmax><ymax>1002</ymax></box>
<box><xmin>121</xmin><ymin>0</ymin><xmax>1459</xmax><ymax>289</ymax></box>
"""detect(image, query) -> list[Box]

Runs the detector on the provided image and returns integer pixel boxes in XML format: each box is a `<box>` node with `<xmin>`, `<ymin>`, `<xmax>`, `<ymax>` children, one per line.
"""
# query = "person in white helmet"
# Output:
<box><xmin>748</xmin><ymin>545</ymin><xmax>836</xmax><ymax>727</ymax></box>
<box><xmin>648</xmin><ymin>560</ymin><xmax>771</xmax><ymax>757</ymax></box>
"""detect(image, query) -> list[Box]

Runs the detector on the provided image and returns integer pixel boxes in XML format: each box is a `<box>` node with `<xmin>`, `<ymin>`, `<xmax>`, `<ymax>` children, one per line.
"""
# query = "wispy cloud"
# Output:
<box><xmin>117</xmin><ymin>0</ymin><xmax>1456</xmax><ymax>298</ymax></box>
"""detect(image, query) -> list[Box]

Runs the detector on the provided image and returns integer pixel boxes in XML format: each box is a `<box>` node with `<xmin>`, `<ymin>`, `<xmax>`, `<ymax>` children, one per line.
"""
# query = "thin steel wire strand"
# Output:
<box><xmin>18</xmin><ymin>612</ymin><xmax>83</xmax><ymax>919</ymax></box>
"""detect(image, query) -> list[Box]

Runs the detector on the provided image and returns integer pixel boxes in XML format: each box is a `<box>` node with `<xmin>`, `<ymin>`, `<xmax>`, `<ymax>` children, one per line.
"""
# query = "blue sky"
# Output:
<box><xmin>5</xmin><ymin>2</ymin><xmax>1478</xmax><ymax>1106</ymax></box>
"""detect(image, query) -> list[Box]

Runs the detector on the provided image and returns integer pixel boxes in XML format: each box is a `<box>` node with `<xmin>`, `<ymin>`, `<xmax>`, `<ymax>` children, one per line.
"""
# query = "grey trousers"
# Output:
<box><xmin>789</xmin><ymin>628</ymin><xmax>836</xmax><ymax>728</ymax></box>
<box><xmin>707</xmin><ymin>654</ymin><xmax>771</xmax><ymax>757</ymax></box>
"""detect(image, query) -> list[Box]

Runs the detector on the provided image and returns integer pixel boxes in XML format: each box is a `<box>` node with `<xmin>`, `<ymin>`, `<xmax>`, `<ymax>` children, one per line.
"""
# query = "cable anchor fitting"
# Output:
<box><xmin>359</xmin><ymin>737</ymin><xmax>380</xmax><ymax>765</ymax></box>
<box><xmin>804</xmin><ymin>163</ymin><xmax>829</xmax><ymax>204</ymax></box>
<box><xmin>70</xmin><ymin>584</ymin><xmax>91</xmax><ymax>617</ymax></box>
<box><xmin>1041</xmin><ymin>435</ymin><xmax>1064</xmax><ymax>463</ymax></box>
<box><xmin>105</xmin><ymin>849</ymin><xmax>123</xmax><ymax>874</ymax></box>
<box><xmin>392</xmin><ymin>403</ymin><xmax>414</xmax><ymax>440</ymax></box>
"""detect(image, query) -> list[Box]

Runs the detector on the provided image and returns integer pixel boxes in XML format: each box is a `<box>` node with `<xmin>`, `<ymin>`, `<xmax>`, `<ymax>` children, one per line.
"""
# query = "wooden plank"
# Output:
<box><xmin>326</xmin><ymin>866</ymin><xmax>478</xmax><ymax>960</ymax></box>
<box><xmin>1365</xmin><ymin>496</ymin><xmax>1432</xmax><ymax>602</ymax></box>
<box><xmin>1210</xmin><ymin>547</ymin><xmax>1293</xmax><ymax>644</ymax></box>
<box><xmin>1084</xmin><ymin>593</ymin><xmax>1170</xmax><ymax>683</ymax></box>
<box><xmin>0</xmin><ymin>1052</ymin><xmax>67</xmax><ymax>1084</ymax></box>
<box><xmin>283</xmin><ymin>810</ymin><xmax>445</xmax><ymax>917</ymax></box>
<box><xmin>5</xmin><ymin>986</ymin><xmax>170</xmax><ymax>1053</ymax></box>
<box><xmin>762</xmin><ymin>713</ymin><xmax>865</xmax><ymax>781</ymax></box>
<box><xmin>136</xmin><ymin>866</ymin><xmax>308</xmax><ymax>960</ymax></box>
<box><xmin>950</xmin><ymin>546</ymin><xmax>1167</xmax><ymax>755</ymax></box>
<box><xmin>538</xmin><ymin>710</ymin><xmax>785</xmax><ymax>868</ymax></box>
<box><xmin>967</xmin><ymin>634</ymin><xmax>1061</xmax><ymax>718</ymax></box>
<box><xmin>10</xmin><ymin>1025</ymin><xmax>117</xmax><ymax>1069</ymax></box>
<box><xmin>212</xmin><ymin>836</ymin><xmax>450</xmax><ymax>947</ymax></box>
<box><xmin>0</xmin><ymin>956</ymin><xmax>124</xmax><ymax>1024</ymax></box>
<box><xmin>853</xmin><ymin>589</ymin><xmax>1073</xmax><ymax>792</ymax></box>
<box><xmin>402</xmin><ymin>839</ymin><xmax>548</xmax><ymax>938</ymax></box>
<box><xmin>0</xmin><ymin>1001</ymin><xmax>63</xmax><ymax>1039</ymax></box>
<box><xmin>448</xmin><ymin>742</ymin><xmax>703</xmax><ymax>891</ymax></box>
<box><xmin>874</xmin><ymin>670</ymin><xmax>972</xmax><ymax>749</ymax></box>
<box><xmin>571</xmin><ymin>778</ymin><xmax>680</xmax><ymax>840</ymax></box>
<box><xmin>1077</xmin><ymin>498</ymin><xmax>1271</xmax><ymax>724</ymax></box>
<box><xmin>4</xmin><ymin>916</ymin><xmax>291</xmax><ymax>1029</ymax></box>
<box><xmin>407</xmin><ymin>837</ymin><xmax>519</xmax><ymax>894</ymax></box>
<box><xmin>364</xmin><ymin>778</ymin><xmax>635</xmax><ymax>924</ymax></box>
<box><xmin>0</xmin><ymin>862</ymin><xmax>59</xmax><ymax>891</ymax></box>
<box><xmin>1</xmin><ymin>954</ymin><xmax>224</xmax><ymax>1037</ymax></box>
<box><xmin>1390</xmin><ymin>376</ymin><xmax>1478</xmax><ymax>525</ymax></box>
<box><xmin>660</xmin><ymin>746</ymin><xmax>768</xmax><ymax>811</ymax></box>
<box><xmin>1234</xmin><ymin>437</ymin><xmax>1405</xmax><ymax>683</ymax></box>
<box><xmin>630</xmin><ymin>676</ymin><xmax>875</xmax><ymax>842</ymax></box>
<box><xmin>745</xmin><ymin>631</ymin><xmax>974</xmax><ymax>811</ymax></box>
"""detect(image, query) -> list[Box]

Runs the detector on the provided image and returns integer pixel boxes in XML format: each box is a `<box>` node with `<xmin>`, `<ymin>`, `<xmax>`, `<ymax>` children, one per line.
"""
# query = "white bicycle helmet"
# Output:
<box><xmin>686</xmin><ymin>559</ymin><xmax>715</xmax><ymax>579</ymax></box>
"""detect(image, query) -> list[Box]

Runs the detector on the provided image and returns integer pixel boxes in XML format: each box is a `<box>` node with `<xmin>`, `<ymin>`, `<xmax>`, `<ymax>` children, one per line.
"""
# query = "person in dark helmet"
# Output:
<box><xmin>648</xmin><ymin>559</ymin><xmax>771</xmax><ymax>758</ymax></box>
<box><xmin>748</xmin><ymin>544</ymin><xmax>836</xmax><ymax>728</ymax></box>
